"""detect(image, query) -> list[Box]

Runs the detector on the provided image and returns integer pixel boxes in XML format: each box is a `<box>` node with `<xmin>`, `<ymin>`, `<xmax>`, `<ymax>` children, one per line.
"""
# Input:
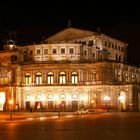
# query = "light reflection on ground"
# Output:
<box><xmin>1</xmin><ymin>112</ymin><xmax>140</xmax><ymax>140</ymax></box>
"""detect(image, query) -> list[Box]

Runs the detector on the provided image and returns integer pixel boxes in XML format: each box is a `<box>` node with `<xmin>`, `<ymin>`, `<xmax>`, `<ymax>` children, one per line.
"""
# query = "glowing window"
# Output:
<box><xmin>47</xmin><ymin>72</ymin><xmax>54</xmax><ymax>84</ymax></box>
<box><xmin>0</xmin><ymin>77</ymin><xmax>9</xmax><ymax>85</ymax></box>
<box><xmin>92</xmin><ymin>71</ymin><xmax>96</xmax><ymax>82</ymax></box>
<box><xmin>0</xmin><ymin>92</ymin><xmax>6</xmax><ymax>103</ymax></box>
<box><xmin>72</xmin><ymin>72</ymin><xmax>78</xmax><ymax>84</ymax></box>
<box><xmin>59</xmin><ymin>72</ymin><xmax>66</xmax><ymax>84</ymax></box>
<box><xmin>124</xmin><ymin>72</ymin><xmax>128</xmax><ymax>82</ymax></box>
<box><xmin>25</xmin><ymin>73</ymin><xmax>31</xmax><ymax>85</ymax></box>
<box><xmin>36</xmin><ymin>94</ymin><xmax>41</xmax><ymax>100</ymax></box>
<box><xmin>0</xmin><ymin>92</ymin><xmax>5</xmax><ymax>111</ymax></box>
<box><xmin>25</xmin><ymin>94</ymin><xmax>30</xmax><ymax>101</ymax></box>
<box><xmin>132</xmin><ymin>73</ymin><xmax>135</xmax><ymax>82</ymax></box>
<box><xmin>48</xmin><ymin>94</ymin><xmax>53</xmax><ymax>99</ymax></box>
<box><xmin>60</xmin><ymin>94</ymin><xmax>66</xmax><ymax>99</ymax></box>
<box><xmin>72</xmin><ymin>94</ymin><xmax>78</xmax><ymax>99</ymax></box>
<box><xmin>36</xmin><ymin>72</ymin><xmax>42</xmax><ymax>84</ymax></box>
<box><xmin>0</xmin><ymin>72</ymin><xmax>9</xmax><ymax>85</ymax></box>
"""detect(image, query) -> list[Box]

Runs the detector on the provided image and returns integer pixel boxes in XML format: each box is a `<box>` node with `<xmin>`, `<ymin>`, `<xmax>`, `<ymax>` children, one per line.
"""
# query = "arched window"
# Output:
<box><xmin>132</xmin><ymin>73</ymin><xmax>136</xmax><ymax>83</ymax></box>
<box><xmin>92</xmin><ymin>71</ymin><xmax>96</xmax><ymax>82</ymax></box>
<box><xmin>59</xmin><ymin>72</ymin><xmax>66</xmax><ymax>84</ymax></box>
<box><xmin>36</xmin><ymin>72</ymin><xmax>42</xmax><ymax>84</ymax></box>
<box><xmin>119</xmin><ymin>91</ymin><xmax>126</xmax><ymax>110</ymax></box>
<box><xmin>47</xmin><ymin>72</ymin><xmax>54</xmax><ymax>84</ymax></box>
<box><xmin>25</xmin><ymin>94</ymin><xmax>30</xmax><ymax>101</ymax></box>
<box><xmin>25</xmin><ymin>73</ymin><xmax>31</xmax><ymax>85</ymax></box>
<box><xmin>72</xmin><ymin>94</ymin><xmax>78</xmax><ymax>99</ymax></box>
<box><xmin>48</xmin><ymin>94</ymin><xmax>54</xmax><ymax>99</ymax></box>
<box><xmin>123</xmin><ymin>72</ymin><xmax>128</xmax><ymax>82</ymax></box>
<box><xmin>60</xmin><ymin>94</ymin><xmax>66</xmax><ymax>99</ymax></box>
<box><xmin>72</xmin><ymin>72</ymin><xmax>78</xmax><ymax>84</ymax></box>
<box><xmin>0</xmin><ymin>92</ymin><xmax>6</xmax><ymax>111</ymax></box>
<box><xmin>36</xmin><ymin>94</ymin><xmax>42</xmax><ymax>101</ymax></box>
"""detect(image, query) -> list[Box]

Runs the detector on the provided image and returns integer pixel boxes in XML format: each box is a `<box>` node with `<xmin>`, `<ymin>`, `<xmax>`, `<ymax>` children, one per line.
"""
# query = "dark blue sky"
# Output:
<box><xmin>0</xmin><ymin>0</ymin><xmax>140</xmax><ymax>66</ymax></box>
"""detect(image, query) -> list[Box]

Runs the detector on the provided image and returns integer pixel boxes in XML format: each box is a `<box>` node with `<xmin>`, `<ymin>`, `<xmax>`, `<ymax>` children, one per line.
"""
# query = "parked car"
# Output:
<box><xmin>74</xmin><ymin>109</ymin><xmax>89</xmax><ymax>115</ymax></box>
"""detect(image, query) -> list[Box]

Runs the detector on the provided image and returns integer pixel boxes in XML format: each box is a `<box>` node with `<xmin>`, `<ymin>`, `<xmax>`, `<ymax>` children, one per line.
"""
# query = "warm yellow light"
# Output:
<box><xmin>80</xmin><ymin>96</ymin><xmax>88</xmax><ymax>101</ymax></box>
<box><xmin>119</xmin><ymin>96</ymin><xmax>125</xmax><ymax>102</ymax></box>
<box><xmin>41</xmin><ymin>96</ymin><xmax>46</xmax><ymax>101</ymax></box>
<box><xmin>9</xmin><ymin>44</ymin><xmax>14</xmax><ymax>50</ymax></box>
<box><xmin>0</xmin><ymin>92</ymin><xmax>6</xmax><ymax>103</ymax></box>
<box><xmin>104</xmin><ymin>96</ymin><xmax>110</xmax><ymax>101</ymax></box>
<box><xmin>91</xmin><ymin>100</ymin><xmax>95</xmax><ymax>103</ymax></box>
<box><xmin>57</xmin><ymin>100</ymin><xmax>61</xmax><ymax>104</ymax></box>
<box><xmin>36</xmin><ymin>94</ymin><xmax>46</xmax><ymax>101</ymax></box>
<box><xmin>54</xmin><ymin>96</ymin><xmax>59</xmax><ymax>100</ymax></box>
<box><xmin>9</xmin><ymin>100</ymin><xmax>13</xmax><ymax>105</ymax></box>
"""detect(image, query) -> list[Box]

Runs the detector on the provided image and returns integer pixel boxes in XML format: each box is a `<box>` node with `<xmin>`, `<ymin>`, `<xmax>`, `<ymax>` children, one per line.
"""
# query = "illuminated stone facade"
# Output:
<box><xmin>0</xmin><ymin>27</ymin><xmax>140</xmax><ymax>111</ymax></box>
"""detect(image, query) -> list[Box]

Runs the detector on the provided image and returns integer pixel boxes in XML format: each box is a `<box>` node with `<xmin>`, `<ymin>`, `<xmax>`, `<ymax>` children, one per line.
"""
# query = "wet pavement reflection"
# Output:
<box><xmin>0</xmin><ymin>112</ymin><xmax>140</xmax><ymax>140</ymax></box>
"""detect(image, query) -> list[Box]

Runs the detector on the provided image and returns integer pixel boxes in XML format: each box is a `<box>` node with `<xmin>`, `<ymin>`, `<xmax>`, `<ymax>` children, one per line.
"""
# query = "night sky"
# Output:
<box><xmin>0</xmin><ymin>0</ymin><xmax>140</xmax><ymax>66</ymax></box>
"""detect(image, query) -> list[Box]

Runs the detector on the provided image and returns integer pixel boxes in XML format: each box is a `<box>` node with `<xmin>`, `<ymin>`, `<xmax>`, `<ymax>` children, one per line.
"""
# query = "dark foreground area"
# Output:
<box><xmin>0</xmin><ymin>112</ymin><xmax>140</xmax><ymax>140</ymax></box>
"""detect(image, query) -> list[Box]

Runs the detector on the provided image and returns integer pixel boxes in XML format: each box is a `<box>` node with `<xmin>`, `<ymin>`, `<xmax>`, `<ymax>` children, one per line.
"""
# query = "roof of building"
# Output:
<box><xmin>45</xmin><ymin>27</ymin><xmax>96</xmax><ymax>43</ymax></box>
<box><xmin>45</xmin><ymin>27</ymin><xmax>127</xmax><ymax>45</ymax></box>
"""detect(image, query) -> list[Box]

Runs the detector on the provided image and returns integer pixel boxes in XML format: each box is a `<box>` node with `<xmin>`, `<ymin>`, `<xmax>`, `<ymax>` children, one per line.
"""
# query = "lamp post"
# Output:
<box><xmin>9</xmin><ymin>100</ymin><xmax>13</xmax><ymax>121</ymax></box>
<box><xmin>104</xmin><ymin>96</ymin><xmax>110</xmax><ymax>111</ymax></box>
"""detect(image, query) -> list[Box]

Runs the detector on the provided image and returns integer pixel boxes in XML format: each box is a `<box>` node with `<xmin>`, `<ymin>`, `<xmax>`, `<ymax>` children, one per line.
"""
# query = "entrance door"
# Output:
<box><xmin>119</xmin><ymin>91</ymin><xmax>126</xmax><ymax>111</ymax></box>
<box><xmin>25</xmin><ymin>101</ymin><xmax>30</xmax><ymax>110</ymax></box>
<box><xmin>60</xmin><ymin>101</ymin><xmax>66</xmax><ymax>111</ymax></box>
<box><xmin>35</xmin><ymin>101</ymin><xmax>42</xmax><ymax>111</ymax></box>
<box><xmin>0</xmin><ymin>92</ymin><xmax>6</xmax><ymax>111</ymax></box>
<box><xmin>48</xmin><ymin>101</ymin><xmax>54</xmax><ymax>111</ymax></box>
<box><xmin>72</xmin><ymin>101</ymin><xmax>78</xmax><ymax>111</ymax></box>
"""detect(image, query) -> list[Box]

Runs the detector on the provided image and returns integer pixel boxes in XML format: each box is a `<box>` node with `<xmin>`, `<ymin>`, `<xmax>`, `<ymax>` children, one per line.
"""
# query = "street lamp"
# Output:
<box><xmin>9</xmin><ymin>99</ymin><xmax>13</xmax><ymax>121</ymax></box>
<box><xmin>104</xmin><ymin>96</ymin><xmax>110</xmax><ymax>111</ymax></box>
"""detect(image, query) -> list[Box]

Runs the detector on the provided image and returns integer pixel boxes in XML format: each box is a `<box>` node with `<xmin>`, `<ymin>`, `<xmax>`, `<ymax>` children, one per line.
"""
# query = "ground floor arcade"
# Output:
<box><xmin>16</xmin><ymin>84</ymin><xmax>137</xmax><ymax>112</ymax></box>
<box><xmin>1</xmin><ymin>84</ymin><xmax>140</xmax><ymax>112</ymax></box>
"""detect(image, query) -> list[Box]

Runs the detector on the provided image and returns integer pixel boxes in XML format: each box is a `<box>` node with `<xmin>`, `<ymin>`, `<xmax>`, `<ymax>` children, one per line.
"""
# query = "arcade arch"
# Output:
<box><xmin>0</xmin><ymin>92</ymin><xmax>6</xmax><ymax>111</ymax></box>
<box><xmin>118</xmin><ymin>91</ymin><xmax>126</xmax><ymax>111</ymax></box>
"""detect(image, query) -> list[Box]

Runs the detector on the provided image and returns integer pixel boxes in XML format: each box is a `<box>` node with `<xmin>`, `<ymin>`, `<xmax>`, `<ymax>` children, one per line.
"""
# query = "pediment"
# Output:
<box><xmin>45</xmin><ymin>27</ymin><xmax>95</xmax><ymax>43</ymax></box>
